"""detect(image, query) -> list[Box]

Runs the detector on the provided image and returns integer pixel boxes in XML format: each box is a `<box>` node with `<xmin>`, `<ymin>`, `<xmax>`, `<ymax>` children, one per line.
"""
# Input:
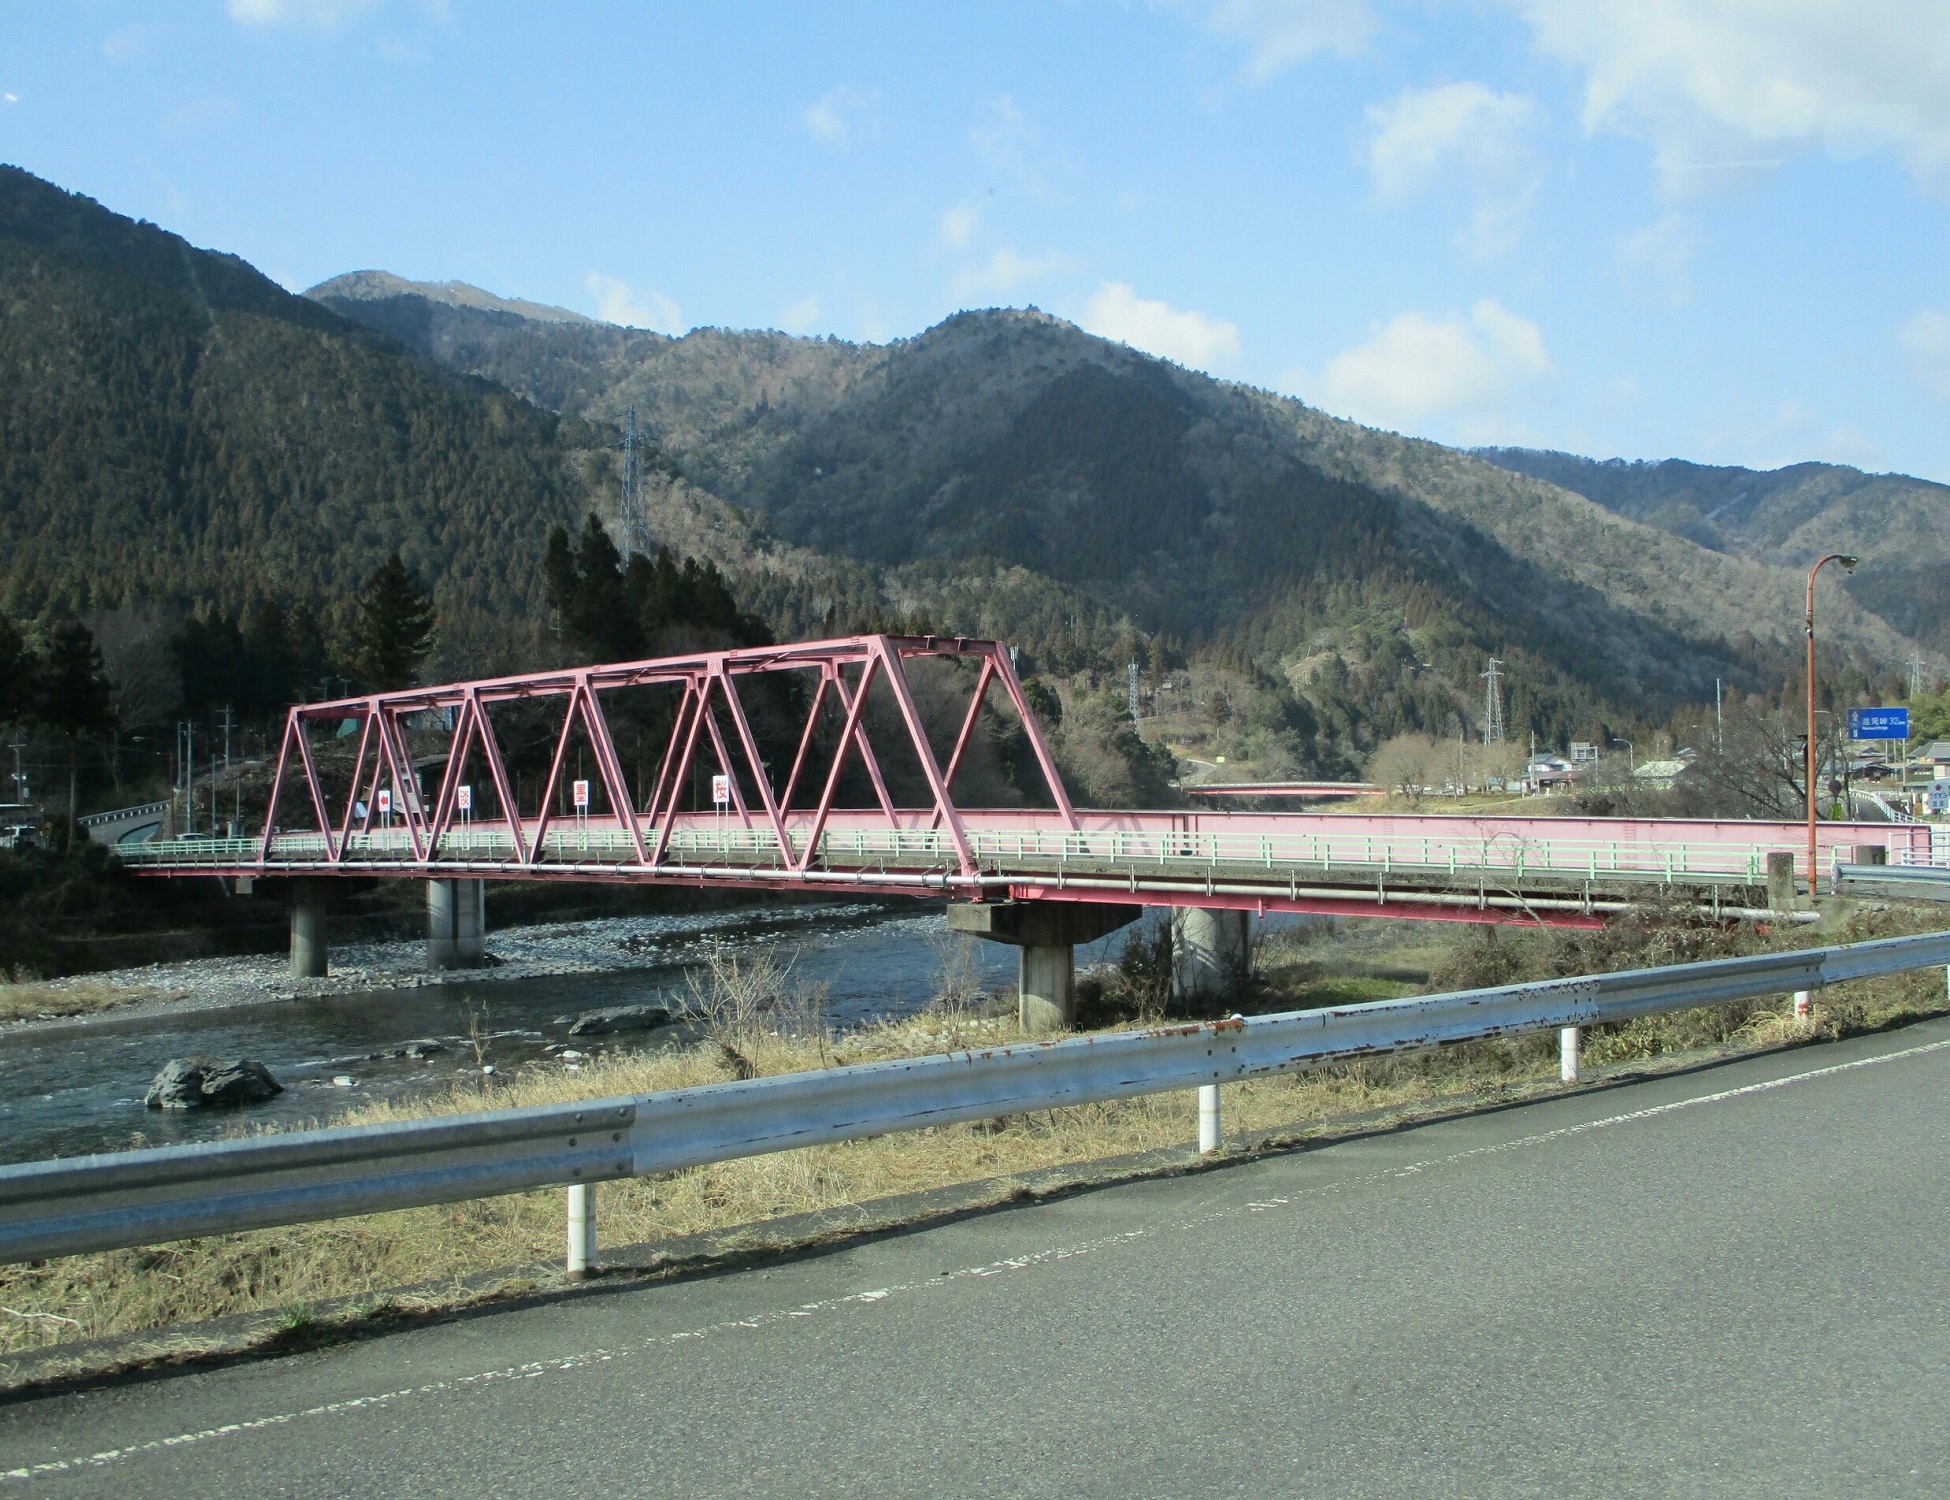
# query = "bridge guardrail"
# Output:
<box><xmin>3</xmin><ymin>927</ymin><xmax>1948</xmax><ymax>1266</ymax></box>
<box><xmin>121</xmin><ymin>822</ymin><xmax>1839</xmax><ymax>886</ymax></box>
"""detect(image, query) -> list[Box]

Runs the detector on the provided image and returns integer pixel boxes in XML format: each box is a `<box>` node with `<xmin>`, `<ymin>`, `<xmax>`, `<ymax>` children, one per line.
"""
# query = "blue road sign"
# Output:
<box><xmin>1848</xmin><ymin>706</ymin><xmax>1910</xmax><ymax>740</ymax></box>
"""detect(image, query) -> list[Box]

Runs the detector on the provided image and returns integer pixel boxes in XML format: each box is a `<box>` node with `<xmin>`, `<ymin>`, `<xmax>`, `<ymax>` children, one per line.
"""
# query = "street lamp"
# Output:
<box><xmin>1612</xmin><ymin>737</ymin><xmax>1634</xmax><ymax>777</ymax></box>
<box><xmin>1807</xmin><ymin>553</ymin><xmax>1860</xmax><ymax>890</ymax></box>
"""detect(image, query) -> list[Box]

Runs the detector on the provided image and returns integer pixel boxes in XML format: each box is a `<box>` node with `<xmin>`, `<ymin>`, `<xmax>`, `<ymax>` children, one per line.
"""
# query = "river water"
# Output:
<box><xmin>0</xmin><ymin>902</ymin><xmax>1149</xmax><ymax>1164</ymax></box>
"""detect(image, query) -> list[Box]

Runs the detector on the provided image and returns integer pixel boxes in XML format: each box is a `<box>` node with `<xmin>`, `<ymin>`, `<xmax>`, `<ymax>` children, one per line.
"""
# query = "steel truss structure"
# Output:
<box><xmin>255</xmin><ymin>633</ymin><xmax>1068</xmax><ymax>882</ymax></box>
<box><xmin>121</xmin><ymin>634</ymin><xmax>1925</xmax><ymax>928</ymax></box>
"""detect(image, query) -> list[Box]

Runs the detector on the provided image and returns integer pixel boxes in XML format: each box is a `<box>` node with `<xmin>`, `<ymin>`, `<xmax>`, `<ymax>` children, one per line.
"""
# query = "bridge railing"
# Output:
<box><xmin>122</xmin><ymin>820</ymin><xmax>1851</xmax><ymax>887</ymax></box>
<box><xmin>3</xmin><ymin>926</ymin><xmax>1946</xmax><ymax>1267</ymax></box>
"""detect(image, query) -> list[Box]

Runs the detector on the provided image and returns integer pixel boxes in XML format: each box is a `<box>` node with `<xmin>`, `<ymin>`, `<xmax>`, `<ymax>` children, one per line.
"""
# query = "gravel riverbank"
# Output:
<box><xmin>1</xmin><ymin>901</ymin><xmax>898</xmax><ymax>1033</ymax></box>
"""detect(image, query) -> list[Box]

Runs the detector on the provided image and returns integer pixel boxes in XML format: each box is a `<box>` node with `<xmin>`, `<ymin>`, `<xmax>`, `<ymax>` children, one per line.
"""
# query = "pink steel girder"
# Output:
<box><xmin>258</xmin><ymin>634</ymin><xmax>1076</xmax><ymax>877</ymax></box>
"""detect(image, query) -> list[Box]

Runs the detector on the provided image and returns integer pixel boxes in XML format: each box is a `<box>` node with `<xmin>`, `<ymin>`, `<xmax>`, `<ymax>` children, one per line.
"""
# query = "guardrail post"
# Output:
<box><xmin>1559</xmin><ymin>1026</ymin><xmax>1580</xmax><ymax>1083</ymax></box>
<box><xmin>1793</xmin><ymin>990</ymin><xmax>1812</xmax><ymax>1020</ymax></box>
<box><xmin>1198</xmin><ymin>1084</ymin><xmax>1221</xmax><ymax>1154</ymax></box>
<box><xmin>566</xmin><ymin>1182</ymin><xmax>597</xmax><ymax>1280</ymax></box>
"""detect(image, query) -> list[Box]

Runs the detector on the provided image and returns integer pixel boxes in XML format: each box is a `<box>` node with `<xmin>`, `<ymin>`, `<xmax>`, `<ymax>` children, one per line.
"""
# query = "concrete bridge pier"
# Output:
<box><xmin>290</xmin><ymin>879</ymin><xmax>330</xmax><ymax>979</ymax></box>
<box><xmin>427</xmin><ymin>878</ymin><xmax>487</xmax><ymax>969</ymax></box>
<box><xmin>1171</xmin><ymin>907</ymin><xmax>1251</xmax><ymax>1006</ymax></box>
<box><xmin>947</xmin><ymin>901</ymin><xmax>1140</xmax><ymax>1033</ymax></box>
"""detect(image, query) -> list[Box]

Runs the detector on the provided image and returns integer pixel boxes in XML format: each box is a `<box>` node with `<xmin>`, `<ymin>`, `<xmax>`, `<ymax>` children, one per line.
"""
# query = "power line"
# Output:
<box><xmin>619</xmin><ymin>407</ymin><xmax>642</xmax><ymax>560</ymax></box>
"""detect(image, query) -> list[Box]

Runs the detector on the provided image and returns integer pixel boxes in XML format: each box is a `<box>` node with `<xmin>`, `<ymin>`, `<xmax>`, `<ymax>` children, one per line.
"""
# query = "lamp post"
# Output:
<box><xmin>1611</xmin><ymin>737</ymin><xmax>1634</xmax><ymax>777</ymax></box>
<box><xmin>1806</xmin><ymin>553</ymin><xmax>1860</xmax><ymax>892</ymax></box>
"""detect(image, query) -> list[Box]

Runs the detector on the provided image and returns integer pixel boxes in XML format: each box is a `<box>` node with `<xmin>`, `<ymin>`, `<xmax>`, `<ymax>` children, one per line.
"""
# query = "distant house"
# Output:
<box><xmin>1632</xmin><ymin>758</ymin><xmax>1688</xmax><ymax>790</ymax></box>
<box><xmin>1918</xmin><ymin>741</ymin><xmax>1950</xmax><ymax>766</ymax></box>
<box><xmin>1526</xmin><ymin>755</ymin><xmax>1577</xmax><ymax>791</ymax></box>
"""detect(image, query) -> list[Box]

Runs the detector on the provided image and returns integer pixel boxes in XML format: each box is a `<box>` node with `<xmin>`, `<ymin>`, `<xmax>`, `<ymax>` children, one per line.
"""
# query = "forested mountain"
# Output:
<box><xmin>314</xmin><ymin>277</ymin><xmax>1915</xmax><ymax>743</ymax></box>
<box><xmin>0</xmin><ymin>167</ymin><xmax>597</xmax><ymax>674</ymax></box>
<box><xmin>0</xmin><ymin>156</ymin><xmax>1920</xmax><ymax>788</ymax></box>
<box><xmin>1477</xmin><ymin>448</ymin><xmax>1950</xmax><ymax>655</ymax></box>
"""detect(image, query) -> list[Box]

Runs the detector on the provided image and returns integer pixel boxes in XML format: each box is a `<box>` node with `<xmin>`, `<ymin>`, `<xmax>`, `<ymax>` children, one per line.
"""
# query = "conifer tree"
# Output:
<box><xmin>352</xmin><ymin>552</ymin><xmax>436</xmax><ymax>691</ymax></box>
<box><xmin>35</xmin><ymin>615</ymin><xmax>116</xmax><ymax>841</ymax></box>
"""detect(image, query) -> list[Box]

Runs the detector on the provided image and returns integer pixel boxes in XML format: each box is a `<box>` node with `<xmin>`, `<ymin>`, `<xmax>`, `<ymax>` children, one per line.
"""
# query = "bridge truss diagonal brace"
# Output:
<box><xmin>875</xmin><ymin>638</ymin><xmax>978</xmax><ymax>877</ymax></box>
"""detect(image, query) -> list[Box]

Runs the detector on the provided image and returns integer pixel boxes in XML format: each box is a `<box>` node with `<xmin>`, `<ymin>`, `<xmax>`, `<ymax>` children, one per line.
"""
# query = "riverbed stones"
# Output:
<box><xmin>144</xmin><ymin>1057</ymin><xmax>283</xmax><ymax>1109</ymax></box>
<box><xmin>563</xmin><ymin>1003</ymin><xmax>674</xmax><ymax>1037</ymax></box>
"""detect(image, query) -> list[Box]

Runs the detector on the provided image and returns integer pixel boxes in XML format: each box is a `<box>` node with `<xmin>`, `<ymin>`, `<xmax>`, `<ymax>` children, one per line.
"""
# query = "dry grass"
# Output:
<box><xmin>4</xmin><ymin>907</ymin><xmax>1947</xmax><ymax>1364</ymax></box>
<box><xmin>0</xmin><ymin>980</ymin><xmax>151</xmax><ymax>1025</ymax></box>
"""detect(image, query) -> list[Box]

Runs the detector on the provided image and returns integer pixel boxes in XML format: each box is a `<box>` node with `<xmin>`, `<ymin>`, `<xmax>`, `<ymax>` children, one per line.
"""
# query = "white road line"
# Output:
<box><xmin>9</xmin><ymin>1030</ymin><xmax>1946</xmax><ymax>1485</ymax></box>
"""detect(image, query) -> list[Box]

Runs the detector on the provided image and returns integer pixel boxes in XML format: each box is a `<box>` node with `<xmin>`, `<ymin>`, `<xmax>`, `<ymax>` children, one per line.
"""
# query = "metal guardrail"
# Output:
<box><xmin>123</xmin><ymin>823</ymin><xmax>1814</xmax><ymax>886</ymax></box>
<box><xmin>4</xmin><ymin>928</ymin><xmax>1948</xmax><ymax>1266</ymax></box>
<box><xmin>1834</xmin><ymin>863</ymin><xmax>1950</xmax><ymax>902</ymax></box>
<box><xmin>76</xmin><ymin>800</ymin><xmax>170</xmax><ymax>829</ymax></box>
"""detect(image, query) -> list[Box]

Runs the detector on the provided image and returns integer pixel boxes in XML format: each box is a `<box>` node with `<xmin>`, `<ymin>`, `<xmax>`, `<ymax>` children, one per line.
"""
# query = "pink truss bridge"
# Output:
<box><xmin>124</xmin><ymin>634</ymin><xmax>1918</xmax><ymax>928</ymax></box>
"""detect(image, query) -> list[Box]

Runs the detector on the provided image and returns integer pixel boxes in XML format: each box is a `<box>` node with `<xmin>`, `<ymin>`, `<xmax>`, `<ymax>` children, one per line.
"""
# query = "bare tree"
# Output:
<box><xmin>1369</xmin><ymin>733</ymin><xmax>1444</xmax><ymax>806</ymax></box>
<box><xmin>1664</xmin><ymin>700</ymin><xmax>1829</xmax><ymax>820</ymax></box>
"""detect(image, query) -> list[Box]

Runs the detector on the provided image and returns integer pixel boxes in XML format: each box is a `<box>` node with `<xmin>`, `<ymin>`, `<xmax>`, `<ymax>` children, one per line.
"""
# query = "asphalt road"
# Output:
<box><xmin>8</xmin><ymin>1019</ymin><xmax>1950</xmax><ymax>1498</ymax></box>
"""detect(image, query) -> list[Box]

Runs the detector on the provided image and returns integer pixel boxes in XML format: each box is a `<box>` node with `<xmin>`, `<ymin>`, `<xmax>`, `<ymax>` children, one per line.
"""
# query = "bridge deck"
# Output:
<box><xmin>123</xmin><ymin>809</ymin><xmax>1914</xmax><ymax>927</ymax></box>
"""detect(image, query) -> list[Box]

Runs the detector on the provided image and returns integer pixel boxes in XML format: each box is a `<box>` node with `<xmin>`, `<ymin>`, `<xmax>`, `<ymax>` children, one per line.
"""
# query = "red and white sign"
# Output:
<box><xmin>376</xmin><ymin>788</ymin><xmax>392</xmax><ymax>816</ymax></box>
<box><xmin>572</xmin><ymin>778</ymin><xmax>590</xmax><ymax>810</ymax></box>
<box><xmin>711</xmin><ymin>774</ymin><xmax>731</xmax><ymax>806</ymax></box>
<box><xmin>456</xmin><ymin>784</ymin><xmax>472</xmax><ymax>813</ymax></box>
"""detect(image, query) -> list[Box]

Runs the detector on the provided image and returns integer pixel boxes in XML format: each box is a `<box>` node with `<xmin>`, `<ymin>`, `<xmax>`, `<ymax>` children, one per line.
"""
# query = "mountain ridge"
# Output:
<box><xmin>310</xmin><ymin>280</ymin><xmax>1916</xmax><ymax>700</ymax></box>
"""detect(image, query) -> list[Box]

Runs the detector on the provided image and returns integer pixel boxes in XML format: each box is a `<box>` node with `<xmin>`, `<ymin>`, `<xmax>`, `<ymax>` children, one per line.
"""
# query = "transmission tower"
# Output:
<box><xmin>619</xmin><ymin>407</ymin><xmax>643</xmax><ymax>560</ymax></box>
<box><xmin>1481</xmin><ymin>658</ymin><xmax>1505</xmax><ymax>744</ymax></box>
<box><xmin>1909</xmin><ymin>650</ymin><xmax>1928</xmax><ymax>700</ymax></box>
<box><xmin>1128</xmin><ymin>661</ymin><xmax>1141</xmax><ymax>725</ymax></box>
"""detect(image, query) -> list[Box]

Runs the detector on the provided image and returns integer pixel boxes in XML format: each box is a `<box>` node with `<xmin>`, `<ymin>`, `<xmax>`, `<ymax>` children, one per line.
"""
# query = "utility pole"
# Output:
<box><xmin>1715</xmin><ymin>678</ymin><xmax>1723</xmax><ymax>753</ymax></box>
<box><xmin>220</xmin><ymin>704</ymin><xmax>233</xmax><ymax>770</ymax></box>
<box><xmin>182</xmin><ymin>721</ymin><xmax>195</xmax><ymax>836</ymax></box>
<box><xmin>1128</xmin><ymin>661</ymin><xmax>1141</xmax><ymax>726</ymax></box>
<box><xmin>1481</xmin><ymin>658</ymin><xmax>1505</xmax><ymax>744</ymax></box>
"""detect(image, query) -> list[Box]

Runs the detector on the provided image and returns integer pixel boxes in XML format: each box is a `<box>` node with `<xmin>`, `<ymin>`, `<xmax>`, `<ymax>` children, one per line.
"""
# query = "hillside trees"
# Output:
<box><xmin>0</xmin><ymin>167</ymin><xmax>587</xmax><ymax>668</ymax></box>
<box><xmin>171</xmin><ymin>599</ymin><xmax>332</xmax><ymax>721</ymax></box>
<box><xmin>543</xmin><ymin>515</ymin><xmax>771</xmax><ymax>662</ymax></box>
<box><xmin>29</xmin><ymin>615</ymin><xmax>117</xmax><ymax>840</ymax></box>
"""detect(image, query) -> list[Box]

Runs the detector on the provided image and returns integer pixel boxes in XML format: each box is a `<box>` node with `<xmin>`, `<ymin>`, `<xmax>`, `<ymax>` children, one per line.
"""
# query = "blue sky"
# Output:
<box><xmin>6</xmin><ymin>1</ymin><xmax>1950</xmax><ymax>480</ymax></box>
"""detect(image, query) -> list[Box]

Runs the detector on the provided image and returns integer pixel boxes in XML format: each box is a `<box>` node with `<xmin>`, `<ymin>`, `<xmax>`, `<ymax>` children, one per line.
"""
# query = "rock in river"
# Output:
<box><xmin>564</xmin><ymin>1004</ymin><xmax>674</xmax><ymax>1037</ymax></box>
<box><xmin>144</xmin><ymin>1057</ymin><xmax>284</xmax><ymax>1110</ymax></box>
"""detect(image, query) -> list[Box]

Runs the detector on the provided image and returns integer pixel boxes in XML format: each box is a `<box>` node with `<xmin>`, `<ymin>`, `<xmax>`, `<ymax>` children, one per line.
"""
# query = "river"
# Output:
<box><xmin>0</xmin><ymin>901</ymin><xmax>1151</xmax><ymax>1164</ymax></box>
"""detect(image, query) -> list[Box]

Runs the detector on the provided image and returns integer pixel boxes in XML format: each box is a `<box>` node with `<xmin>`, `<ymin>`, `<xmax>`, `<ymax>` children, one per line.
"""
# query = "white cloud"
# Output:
<box><xmin>803</xmin><ymin>85</ymin><xmax>880</xmax><ymax>146</ymax></box>
<box><xmin>936</xmin><ymin>201</ymin><xmax>982</xmax><ymax>250</ymax></box>
<box><xmin>1616</xmin><ymin>213</ymin><xmax>1696</xmax><ymax>306</ymax></box>
<box><xmin>1</xmin><ymin>93</ymin><xmax>16</xmax><ymax>105</ymax></box>
<box><xmin>1191</xmin><ymin>0</ymin><xmax>1373</xmax><ymax>80</ymax></box>
<box><xmin>1365</xmin><ymin>82</ymin><xmax>1538</xmax><ymax>255</ymax></box>
<box><xmin>1900</xmin><ymin>309</ymin><xmax>1950</xmax><ymax>398</ymax></box>
<box><xmin>1295</xmin><ymin>299</ymin><xmax>1555</xmax><ymax>432</ymax></box>
<box><xmin>227</xmin><ymin>0</ymin><xmax>377</xmax><ymax>24</ymax></box>
<box><xmin>1080</xmin><ymin>282</ymin><xmax>1242</xmax><ymax>370</ymax></box>
<box><xmin>780</xmin><ymin>297</ymin><xmax>823</xmax><ymax>334</ymax></box>
<box><xmin>584</xmin><ymin>273</ymin><xmax>683</xmax><ymax>335</ymax></box>
<box><xmin>1512</xmin><ymin>0</ymin><xmax>1950</xmax><ymax>193</ymax></box>
<box><xmin>952</xmin><ymin>248</ymin><xmax>1080</xmax><ymax>298</ymax></box>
